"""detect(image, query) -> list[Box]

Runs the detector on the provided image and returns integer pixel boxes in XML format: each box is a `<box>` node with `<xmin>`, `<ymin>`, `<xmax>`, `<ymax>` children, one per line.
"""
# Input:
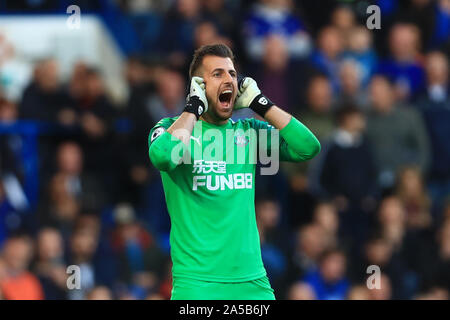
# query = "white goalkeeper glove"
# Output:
<box><xmin>185</xmin><ymin>76</ymin><xmax>208</xmax><ymax>119</ymax></box>
<box><xmin>234</xmin><ymin>77</ymin><xmax>274</xmax><ymax>117</ymax></box>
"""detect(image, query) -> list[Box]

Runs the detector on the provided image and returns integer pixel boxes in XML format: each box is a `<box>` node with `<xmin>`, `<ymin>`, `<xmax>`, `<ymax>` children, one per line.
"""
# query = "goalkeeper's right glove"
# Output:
<box><xmin>185</xmin><ymin>76</ymin><xmax>208</xmax><ymax>120</ymax></box>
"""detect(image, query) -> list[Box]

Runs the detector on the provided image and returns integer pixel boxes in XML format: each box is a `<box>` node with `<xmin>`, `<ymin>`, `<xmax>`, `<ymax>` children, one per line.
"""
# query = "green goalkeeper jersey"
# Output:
<box><xmin>148</xmin><ymin>117</ymin><xmax>320</xmax><ymax>282</ymax></box>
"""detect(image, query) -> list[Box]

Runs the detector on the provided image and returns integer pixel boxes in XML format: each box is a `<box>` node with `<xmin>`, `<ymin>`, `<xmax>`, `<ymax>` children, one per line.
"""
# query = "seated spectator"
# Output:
<box><xmin>346</xmin><ymin>284</ymin><xmax>371</xmax><ymax>300</ymax></box>
<box><xmin>417</xmin><ymin>51</ymin><xmax>450</xmax><ymax>215</ymax></box>
<box><xmin>86</xmin><ymin>286</ymin><xmax>113</xmax><ymax>300</ymax></box>
<box><xmin>426</xmin><ymin>218</ymin><xmax>450</xmax><ymax>293</ymax></box>
<box><xmin>377</xmin><ymin>23</ymin><xmax>425</xmax><ymax>101</ymax></box>
<box><xmin>0</xmin><ymin>234</ymin><xmax>44</xmax><ymax>300</ymax></box>
<box><xmin>283</xmin><ymin>223</ymin><xmax>328</xmax><ymax>292</ymax></box>
<box><xmin>67</xmin><ymin>223</ymin><xmax>100</xmax><ymax>300</ymax></box>
<box><xmin>286</xmin><ymin>281</ymin><xmax>316</xmax><ymax>300</ymax></box>
<box><xmin>318</xmin><ymin>105</ymin><xmax>377</xmax><ymax>251</ymax></box>
<box><xmin>256</xmin><ymin>199</ymin><xmax>287</xmax><ymax>286</ymax></box>
<box><xmin>19</xmin><ymin>58</ymin><xmax>69</xmax><ymax>122</ymax></box>
<box><xmin>336</xmin><ymin>59</ymin><xmax>369</xmax><ymax>110</ymax></box>
<box><xmin>319</xmin><ymin>105</ymin><xmax>377</xmax><ymax>209</ymax></box>
<box><xmin>330</xmin><ymin>5</ymin><xmax>356</xmax><ymax>38</ymax></box>
<box><xmin>312</xmin><ymin>201</ymin><xmax>340</xmax><ymax>249</ymax></box>
<box><xmin>146</xmin><ymin>67</ymin><xmax>186</xmax><ymax>122</ymax></box>
<box><xmin>75</xmin><ymin>68</ymin><xmax>116</xmax><ymax>174</ymax></box>
<box><xmin>243</xmin><ymin>0</ymin><xmax>312</xmax><ymax>60</ymax></box>
<box><xmin>302</xmin><ymin>248</ymin><xmax>350</xmax><ymax>300</ymax></box>
<box><xmin>193</xmin><ymin>20</ymin><xmax>232</xmax><ymax>50</ymax></box>
<box><xmin>38</xmin><ymin>141</ymin><xmax>105</xmax><ymax>237</ymax></box>
<box><xmin>342</xmin><ymin>26</ymin><xmax>377</xmax><ymax>88</ymax></box>
<box><xmin>310</xmin><ymin>26</ymin><xmax>345</xmax><ymax>93</ymax></box>
<box><xmin>429</xmin><ymin>0</ymin><xmax>450</xmax><ymax>50</ymax></box>
<box><xmin>252</xmin><ymin>35</ymin><xmax>293</xmax><ymax>114</ymax></box>
<box><xmin>297</xmin><ymin>75</ymin><xmax>335</xmax><ymax>143</ymax></box>
<box><xmin>200</xmin><ymin>0</ymin><xmax>237</xmax><ymax>40</ymax></box>
<box><xmin>158</xmin><ymin>0</ymin><xmax>203</xmax><ymax>69</ymax></box>
<box><xmin>32</xmin><ymin>227</ymin><xmax>68</xmax><ymax>300</ymax></box>
<box><xmin>395</xmin><ymin>166</ymin><xmax>432</xmax><ymax>231</ymax></box>
<box><xmin>110</xmin><ymin>203</ymin><xmax>168</xmax><ymax>299</ymax></box>
<box><xmin>369</xmin><ymin>273</ymin><xmax>393</xmax><ymax>300</ymax></box>
<box><xmin>359</xmin><ymin>236</ymin><xmax>407</xmax><ymax>299</ymax></box>
<box><xmin>366</xmin><ymin>75</ymin><xmax>430</xmax><ymax>189</ymax></box>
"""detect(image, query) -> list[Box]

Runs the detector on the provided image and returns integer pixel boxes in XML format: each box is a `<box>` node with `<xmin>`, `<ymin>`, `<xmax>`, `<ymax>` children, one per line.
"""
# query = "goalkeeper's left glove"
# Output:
<box><xmin>234</xmin><ymin>77</ymin><xmax>274</xmax><ymax>117</ymax></box>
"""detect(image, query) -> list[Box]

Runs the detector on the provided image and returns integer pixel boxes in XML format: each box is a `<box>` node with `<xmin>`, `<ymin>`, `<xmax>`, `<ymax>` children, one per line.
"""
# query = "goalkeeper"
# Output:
<box><xmin>148</xmin><ymin>44</ymin><xmax>320</xmax><ymax>300</ymax></box>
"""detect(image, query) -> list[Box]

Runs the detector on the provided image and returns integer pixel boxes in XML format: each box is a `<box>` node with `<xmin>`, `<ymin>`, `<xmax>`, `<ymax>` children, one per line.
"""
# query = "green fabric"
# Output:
<box><xmin>148</xmin><ymin>117</ymin><xmax>320</xmax><ymax>282</ymax></box>
<box><xmin>171</xmin><ymin>276</ymin><xmax>275</xmax><ymax>300</ymax></box>
<box><xmin>298</xmin><ymin>110</ymin><xmax>335</xmax><ymax>143</ymax></box>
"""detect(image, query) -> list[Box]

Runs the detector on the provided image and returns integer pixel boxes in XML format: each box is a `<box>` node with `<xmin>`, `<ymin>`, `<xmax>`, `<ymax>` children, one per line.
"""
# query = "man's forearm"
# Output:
<box><xmin>263</xmin><ymin>105</ymin><xmax>292</xmax><ymax>130</ymax></box>
<box><xmin>265</xmin><ymin>105</ymin><xmax>321</xmax><ymax>161</ymax></box>
<box><xmin>167</xmin><ymin>112</ymin><xmax>197</xmax><ymax>145</ymax></box>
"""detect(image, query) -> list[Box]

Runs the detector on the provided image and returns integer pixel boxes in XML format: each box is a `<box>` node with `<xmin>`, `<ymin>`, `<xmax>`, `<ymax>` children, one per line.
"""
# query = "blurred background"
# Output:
<box><xmin>0</xmin><ymin>0</ymin><xmax>449</xmax><ymax>300</ymax></box>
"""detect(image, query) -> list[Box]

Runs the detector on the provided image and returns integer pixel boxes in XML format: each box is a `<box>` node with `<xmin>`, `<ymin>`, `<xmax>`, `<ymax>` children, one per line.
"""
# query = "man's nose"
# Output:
<box><xmin>223</xmin><ymin>72</ymin><xmax>233</xmax><ymax>83</ymax></box>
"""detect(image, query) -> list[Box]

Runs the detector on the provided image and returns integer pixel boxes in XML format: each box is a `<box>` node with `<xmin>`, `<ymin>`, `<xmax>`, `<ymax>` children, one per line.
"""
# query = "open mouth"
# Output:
<box><xmin>218</xmin><ymin>89</ymin><xmax>233</xmax><ymax>109</ymax></box>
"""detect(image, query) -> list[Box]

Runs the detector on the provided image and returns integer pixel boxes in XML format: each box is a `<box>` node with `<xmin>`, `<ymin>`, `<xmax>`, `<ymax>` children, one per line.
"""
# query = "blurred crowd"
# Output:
<box><xmin>0</xmin><ymin>0</ymin><xmax>449</xmax><ymax>300</ymax></box>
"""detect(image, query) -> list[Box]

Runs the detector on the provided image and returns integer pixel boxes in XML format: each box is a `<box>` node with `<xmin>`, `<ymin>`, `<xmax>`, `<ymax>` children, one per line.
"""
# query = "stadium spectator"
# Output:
<box><xmin>286</xmin><ymin>281</ymin><xmax>316</xmax><ymax>300</ymax></box>
<box><xmin>312</xmin><ymin>201</ymin><xmax>340</xmax><ymax>249</ymax></box>
<box><xmin>369</xmin><ymin>273</ymin><xmax>393</xmax><ymax>300</ymax></box>
<box><xmin>253</xmin><ymin>35</ymin><xmax>292</xmax><ymax>113</ymax></box>
<box><xmin>19</xmin><ymin>58</ymin><xmax>68</xmax><ymax>122</ymax></box>
<box><xmin>298</xmin><ymin>75</ymin><xmax>335</xmax><ymax>143</ymax></box>
<box><xmin>86</xmin><ymin>285</ymin><xmax>113</xmax><ymax>300</ymax></box>
<box><xmin>318</xmin><ymin>104</ymin><xmax>378</xmax><ymax>259</ymax></box>
<box><xmin>366</xmin><ymin>75</ymin><xmax>430</xmax><ymax>190</ymax></box>
<box><xmin>346</xmin><ymin>284</ymin><xmax>371</xmax><ymax>300</ymax></box>
<box><xmin>283</xmin><ymin>223</ymin><xmax>328</xmax><ymax>294</ymax></box>
<box><xmin>395</xmin><ymin>166</ymin><xmax>432</xmax><ymax>231</ymax></box>
<box><xmin>377</xmin><ymin>23</ymin><xmax>425</xmax><ymax>101</ymax></box>
<box><xmin>66</xmin><ymin>223</ymin><xmax>100</xmax><ymax>300</ymax></box>
<box><xmin>430</xmin><ymin>0</ymin><xmax>450</xmax><ymax>51</ymax></box>
<box><xmin>336</xmin><ymin>59</ymin><xmax>369</xmax><ymax>110</ymax></box>
<box><xmin>110</xmin><ymin>203</ymin><xmax>168</xmax><ymax>299</ymax></box>
<box><xmin>243</xmin><ymin>0</ymin><xmax>312</xmax><ymax>60</ymax></box>
<box><xmin>342</xmin><ymin>26</ymin><xmax>377</xmax><ymax>88</ymax></box>
<box><xmin>311</xmin><ymin>26</ymin><xmax>345</xmax><ymax>93</ymax></box>
<box><xmin>0</xmin><ymin>234</ymin><xmax>44</xmax><ymax>300</ymax></box>
<box><xmin>146</xmin><ymin>67</ymin><xmax>186</xmax><ymax>122</ymax></box>
<box><xmin>194</xmin><ymin>21</ymin><xmax>232</xmax><ymax>50</ymax></box>
<box><xmin>417</xmin><ymin>51</ymin><xmax>450</xmax><ymax>217</ymax></box>
<box><xmin>256</xmin><ymin>199</ymin><xmax>288</xmax><ymax>287</ymax></box>
<box><xmin>158</xmin><ymin>0</ymin><xmax>203</xmax><ymax>69</ymax></box>
<box><xmin>330</xmin><ymin>5</ymin><xmax>356</xmax><ymax>37</ymax></box>
<box><xmin>33</xmin><ymin>227</ymin><xmax>68</xmax><ymax>299</ymax></box>
<box><xmin>319</xmin><ymin>105</ymin><xmax>377</xmax><ymax>209</ymax></box>
<box><xmin>301</xmin><ymin>248</ymin><xmax>350</xmax><ymax>300</ymax></box>
<box><xmin>38</xmin><ymin>141</ymin><xmax>105</xmax><ymax>237</ymax></box>
<box><xmin>200</xmin><ymin>0</ymin><xmax>237</xmax><ymax>41</ymax></box>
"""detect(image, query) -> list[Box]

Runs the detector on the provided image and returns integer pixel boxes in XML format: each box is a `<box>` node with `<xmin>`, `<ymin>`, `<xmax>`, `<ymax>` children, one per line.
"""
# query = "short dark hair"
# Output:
<box><xmin>335</xmin><ymin>104</ymin><xmax>362</xmax><ymax>125</ymax></box>
<box><xmin>189</xmin><ymin>44</ymin><xmax>235</xmax><ymax>79</ymax></box>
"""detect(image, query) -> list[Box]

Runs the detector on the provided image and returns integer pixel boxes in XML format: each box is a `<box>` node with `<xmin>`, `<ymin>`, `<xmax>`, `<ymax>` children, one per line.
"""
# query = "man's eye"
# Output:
<box><xmin>213</xmin><ymin>73</ymin><xmax>220</xmax><ymax>77</ymax></box>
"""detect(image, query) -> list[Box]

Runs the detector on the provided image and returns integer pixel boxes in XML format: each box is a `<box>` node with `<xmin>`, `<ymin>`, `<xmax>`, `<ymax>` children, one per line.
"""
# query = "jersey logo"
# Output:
<box><xmin>234</xmin><ymin>134</ymin><xmax>249</xmax><ymax>147</ymax></box>
<box><xmin>258</xmin><ymin>97</ymin><xmax>268</xmax><ymax>105</ymax></box>
<box><xmin>151</xmin><ymin>127</ymin><xmax>165</xmax><ymax>142</ymax></box>
<box><xmin>190</xmin><ymin>135</ymin><xmax>202</xmax><ymax>146</ymax></box>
